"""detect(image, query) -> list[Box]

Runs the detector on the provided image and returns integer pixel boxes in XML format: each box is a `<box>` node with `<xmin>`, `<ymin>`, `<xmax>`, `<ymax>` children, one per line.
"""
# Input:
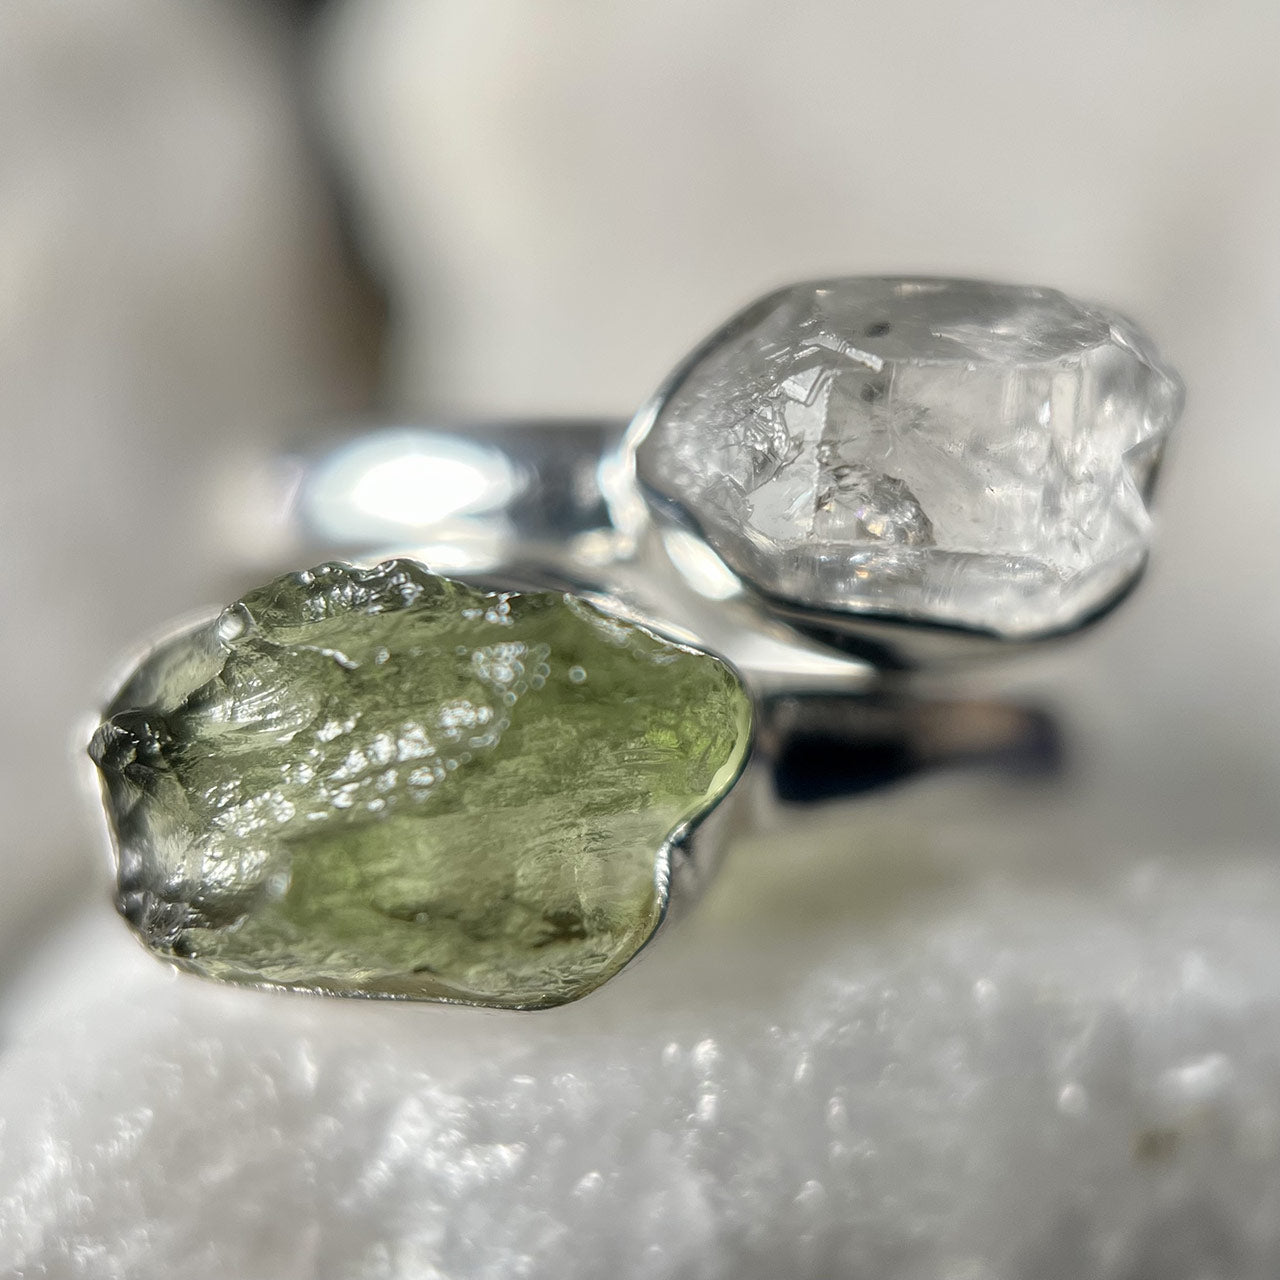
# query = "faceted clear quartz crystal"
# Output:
<box><xmin>633</xmin><ymin>278</ymin><xmax>1184</xmax><ymax>638</ymax></box>
<box><xmin>88</xmin><ymin>561</ymin><xmax>751</xmax><ymax>1008</ymax></box>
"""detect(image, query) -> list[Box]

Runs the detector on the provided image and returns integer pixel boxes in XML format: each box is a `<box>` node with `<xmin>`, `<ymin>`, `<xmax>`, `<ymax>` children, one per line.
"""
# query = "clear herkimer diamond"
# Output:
<box><xmin>632</xmin><ymin>278</ymin><xmax>1183</xmax><ymax>638</ymax></box>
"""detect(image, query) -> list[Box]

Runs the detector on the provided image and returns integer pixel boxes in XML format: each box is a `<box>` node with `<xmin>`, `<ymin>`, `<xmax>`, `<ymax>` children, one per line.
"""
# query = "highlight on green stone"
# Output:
<box><xmin>88</xmin><ymin>560</ymin><xmax>752</xmax><ymax>1008</ymax></box>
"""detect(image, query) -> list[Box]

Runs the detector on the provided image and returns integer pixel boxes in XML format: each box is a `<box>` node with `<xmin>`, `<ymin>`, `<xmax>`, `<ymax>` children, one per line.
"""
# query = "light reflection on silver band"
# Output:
<box><xmin>284</xmin><ymin>419</ymin><xmax>627</xmax><ymax>578</ymax></box>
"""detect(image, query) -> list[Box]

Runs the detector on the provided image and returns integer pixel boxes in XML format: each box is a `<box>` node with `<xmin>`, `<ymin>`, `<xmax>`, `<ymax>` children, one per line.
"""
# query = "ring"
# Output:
<box><xmin>86</xmin><ymin>276</ymin><xmax>1183</xmax><ymax>1010</ymax></box>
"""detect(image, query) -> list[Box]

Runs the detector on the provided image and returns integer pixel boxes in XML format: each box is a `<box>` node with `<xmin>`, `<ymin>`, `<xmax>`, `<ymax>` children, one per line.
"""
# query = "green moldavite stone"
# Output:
<box><xmin>89</xmin><ymin>560</ymin><xmax>752</xmax><ymax>1008</ymax></box>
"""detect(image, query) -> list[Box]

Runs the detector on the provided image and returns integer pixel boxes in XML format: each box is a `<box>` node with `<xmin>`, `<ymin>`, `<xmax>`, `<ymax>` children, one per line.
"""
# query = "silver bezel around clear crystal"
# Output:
<box><xmin>621</xmin><ymin>276</ymin><xmax>1184</xmax><ymax>667</ymax></box>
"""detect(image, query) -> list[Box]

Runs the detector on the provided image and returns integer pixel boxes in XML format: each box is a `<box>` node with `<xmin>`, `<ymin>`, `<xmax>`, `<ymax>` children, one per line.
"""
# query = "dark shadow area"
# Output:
<box><xmin>761</xmin><ymin>690</ymin><xmax>1064</xmax><ymax>805</ymax></box>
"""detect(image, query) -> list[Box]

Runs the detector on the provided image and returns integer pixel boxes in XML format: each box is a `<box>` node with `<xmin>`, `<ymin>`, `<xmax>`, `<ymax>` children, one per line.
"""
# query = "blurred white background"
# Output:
<box><xmin>3</xmin><ymin>2</ymin><xmax>1280</xmax><ymax>1276</ymax></box>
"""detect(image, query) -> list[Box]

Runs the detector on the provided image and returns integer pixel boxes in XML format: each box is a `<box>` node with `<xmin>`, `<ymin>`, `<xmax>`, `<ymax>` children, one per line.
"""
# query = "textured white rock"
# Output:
<box><xmin>633</xmin><ymin>278</ymin><xmax>1183</xmax><ymax>638</ymax></box>
<box><xmin>8</xmin><ymin>780</ymin><xmax>1280</xmax><ymax>1279</ymax></box>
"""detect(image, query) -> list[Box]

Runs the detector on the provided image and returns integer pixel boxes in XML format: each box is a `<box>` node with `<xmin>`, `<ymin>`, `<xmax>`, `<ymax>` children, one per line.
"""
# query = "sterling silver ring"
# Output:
<box><xmin>86</xmin><ymin>277</ymin><xmax>1184</xmax><ymax>1010</ymax></box>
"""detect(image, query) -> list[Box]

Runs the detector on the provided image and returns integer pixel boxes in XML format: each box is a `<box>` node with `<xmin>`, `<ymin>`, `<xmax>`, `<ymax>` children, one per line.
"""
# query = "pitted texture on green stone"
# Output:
<box><xmin>89</xmin><ymin>561</ymin><xmax>751</xmax><ymax>1007</ymax></box>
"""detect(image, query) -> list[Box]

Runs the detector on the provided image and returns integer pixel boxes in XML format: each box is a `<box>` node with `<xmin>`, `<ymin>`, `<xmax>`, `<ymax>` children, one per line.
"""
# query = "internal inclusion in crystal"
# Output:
<box><xmin>88</xmin><ymin>560</ymin><xmax>752</xmax><ymax>1008</ymax></box>
<box><xmin>633</xmin><ymin>278</ymin><xmax>1184</xmax><ymax>638</ymax></box>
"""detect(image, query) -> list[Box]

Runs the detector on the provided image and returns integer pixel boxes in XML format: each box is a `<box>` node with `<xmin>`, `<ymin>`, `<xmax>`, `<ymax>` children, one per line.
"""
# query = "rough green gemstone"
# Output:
<box><xmin>89</xmin><ymin>560</ymin><xmax>752</xmax><ymax>1008</ymax></box>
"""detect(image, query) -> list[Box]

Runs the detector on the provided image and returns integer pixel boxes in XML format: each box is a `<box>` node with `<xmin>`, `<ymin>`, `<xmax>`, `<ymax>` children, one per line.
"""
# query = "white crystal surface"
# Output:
<box><xmin>635</xmin><ymin>279</ymin><xmax>1183</xmax><ymax>637</ymax></box>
